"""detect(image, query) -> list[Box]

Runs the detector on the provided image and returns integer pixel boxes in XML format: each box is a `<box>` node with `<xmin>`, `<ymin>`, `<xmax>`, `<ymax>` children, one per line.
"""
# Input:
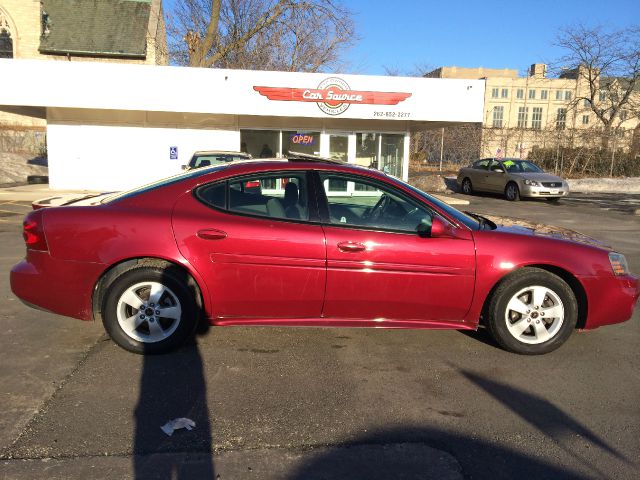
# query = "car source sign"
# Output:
<box><xmin>254</xmin><ymin>77</ymin><xmax>412</xmax><ymax>116</ymax></box>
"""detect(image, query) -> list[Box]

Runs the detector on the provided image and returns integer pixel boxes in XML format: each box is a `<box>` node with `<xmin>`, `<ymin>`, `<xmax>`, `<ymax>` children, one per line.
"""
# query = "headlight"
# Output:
<box><xmin>524</xmin><ymin>179</ymin><xmax>541</xmax><ymax>186</ymax></box>
<box><xmin>609</xmin><ymin>252</ymin><xmax>630</xmax><ymax>276</ymax></box>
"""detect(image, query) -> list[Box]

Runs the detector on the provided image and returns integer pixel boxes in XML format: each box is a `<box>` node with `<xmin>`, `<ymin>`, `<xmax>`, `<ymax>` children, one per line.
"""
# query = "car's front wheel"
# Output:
<box><xmin>486</xmin><ymin>268</ymin><xmax>577</xmax><ymax>355</ymax></box>
<box><xmin>505</xmin><ymin>182</ymin><xmax>520</xmax><ymax>201</ymax></box>
<box><xmin>461</xmin><ymin>178</ymin><xmax>473</xmax><ymax>195</ymax></box>
<box><xmin>101</xmin><ymin>266</ymin><xmax>198</xmax><ymax>354</ymax></box>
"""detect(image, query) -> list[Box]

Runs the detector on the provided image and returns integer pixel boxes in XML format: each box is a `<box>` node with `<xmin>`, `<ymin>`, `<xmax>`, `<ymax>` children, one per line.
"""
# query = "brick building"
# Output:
<box><xmin>426</xmin><ymin>64</ymin><xmax>640</xmax><ymax>158</ymax></box>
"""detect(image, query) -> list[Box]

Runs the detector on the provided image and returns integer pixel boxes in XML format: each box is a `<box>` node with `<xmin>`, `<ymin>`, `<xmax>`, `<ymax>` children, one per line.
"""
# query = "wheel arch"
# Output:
<box><xmin>480</xmin><ymin>265</ymin><xmax>588</xmax><ymax>330</ymax></box>
<box><xmin>91</xmin><ymin>257</ymin><xmax>206</xmax><ymax>324</ymax></box>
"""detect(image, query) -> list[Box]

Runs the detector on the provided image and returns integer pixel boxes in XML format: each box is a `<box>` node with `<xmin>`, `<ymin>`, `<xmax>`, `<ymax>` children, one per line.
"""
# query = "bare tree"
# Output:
<box><xmin>168</xmin><ymin>0</ymin><xmax>356</xmax><ymax>72</ymax></box>
<box><xmin>554</xmin><ymin>25</ymin><xmax>640</xmax><ymax>139</ymax></box>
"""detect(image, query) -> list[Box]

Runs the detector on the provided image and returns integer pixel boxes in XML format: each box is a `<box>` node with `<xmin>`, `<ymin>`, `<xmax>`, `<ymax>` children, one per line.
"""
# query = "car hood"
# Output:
<box><xmin>510</xmin><ymin>172</ymin><xmax>565</xmax><ymax>182</ymax></box>
<box><xmin>482</xmin><ymin>214</ymin><xmax>611</xmax><ymax>250</ymax></box>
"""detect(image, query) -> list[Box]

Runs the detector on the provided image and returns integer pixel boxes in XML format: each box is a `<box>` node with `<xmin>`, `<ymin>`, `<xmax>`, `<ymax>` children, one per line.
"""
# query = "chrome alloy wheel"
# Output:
<box><xmin>116</xmin><ymin>281</ymin><xmax>182</xmax><ymax>343</ymax></box>
<box><xmin>504</xmin><ymin>285</ymin><xmax>564</xmax><ymax>344</ymax></box>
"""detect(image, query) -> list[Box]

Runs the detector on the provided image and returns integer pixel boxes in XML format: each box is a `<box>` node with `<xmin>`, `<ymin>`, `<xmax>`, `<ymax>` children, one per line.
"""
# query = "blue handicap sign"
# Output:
<box><xmin>170</xmin><ymin>146</ymin><xmax>178</xmax><ymax>160</ymax></box>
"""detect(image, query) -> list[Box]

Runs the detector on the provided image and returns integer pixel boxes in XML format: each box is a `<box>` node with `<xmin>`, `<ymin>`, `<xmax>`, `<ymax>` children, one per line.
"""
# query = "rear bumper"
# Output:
<box><xmin>10</xmin><ymin>251</ymin><xmax>106</xmax><ymax>321</ymax></box>
<box><xmin>580</xmin><ymin>274</ymin><xmax>640</xmax><ymax>329</ymax></box>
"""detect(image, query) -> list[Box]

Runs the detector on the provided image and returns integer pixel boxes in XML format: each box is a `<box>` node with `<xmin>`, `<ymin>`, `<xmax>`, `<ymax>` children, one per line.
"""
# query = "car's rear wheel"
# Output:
<box><xmin>101</xmin><ymin>266</ymin><xmax>198</xmax><ymax>354</ymax></box>
<box><xmin>461</xmin><ymin>178</ymin><xmax>473</xmax><ymax>195</ymax></box>
<box><xmin>486</xmin><ymin>268</ymin><xmax>577</xmax><ymax>355</ymax></box>
<box><xmin>505</xmin><ymin>182</ymin><xmax>520</xmax><ymax>201</ymax></box>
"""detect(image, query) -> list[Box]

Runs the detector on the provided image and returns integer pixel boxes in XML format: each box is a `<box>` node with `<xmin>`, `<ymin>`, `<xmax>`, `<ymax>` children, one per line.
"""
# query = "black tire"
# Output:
<box><xmin>505</xmin><ymin>182</ymin><xmax>520</xmax><ymax>201</ymax></box>
<box><xmin>101</xmin><ymin>266</ymin><xmax>198</xmax><ymax>354</ymax></box>
<box><xmin>461</xmin><ymin>178</ymin><xmax>473</xmax><ymax>195</ymax></box>
<box><xmin>547</xmin><ymin>197</ymin><xmax>560</xmax><ymax>203</ymax></box>
<box><xmin>485</xmin><ymin>268</ymin><xmax>577</xmax><ymax>355</ymax></box>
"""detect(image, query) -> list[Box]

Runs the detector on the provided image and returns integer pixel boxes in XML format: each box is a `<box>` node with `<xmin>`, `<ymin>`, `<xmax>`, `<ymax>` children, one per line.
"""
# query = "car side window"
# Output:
<box><xmin>319</xmin><ymin>173</ymin><xmax>432</xmax><ymax>233</ymax></box>
<box><xmin>473</xmin><ymin>160</ymin><xmax>490</xmax><ymax>170</ymax></box>
<box><xmin>227</xmin><ymin>173</ymin><xmax>309</xmax><ymax>221</ymax></box>
<box><xmin>488</xmin><ymin>160</ymin><xmax>504</xmax><ymax>172</ymax></box>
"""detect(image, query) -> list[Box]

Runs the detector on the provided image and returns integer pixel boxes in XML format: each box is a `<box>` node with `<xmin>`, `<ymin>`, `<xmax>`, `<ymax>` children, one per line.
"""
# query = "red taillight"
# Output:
<box><xmin>23</xmin><ymin>212</ymin><xmax>48</xmax><ymax>251</ymax></box>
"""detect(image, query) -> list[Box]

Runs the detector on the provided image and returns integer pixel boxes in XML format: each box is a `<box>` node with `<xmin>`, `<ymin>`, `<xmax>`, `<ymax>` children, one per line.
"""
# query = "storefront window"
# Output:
<box><xmin>356</xmin><ymin>133</ymin><xmax>378</xmax><ymax>168</ymax></box>
<box><xmin>282</xmin><ymin>130</ymin><xmax>320</xmax><ymax>156</ymax></box>
<box><xmin>241</xmin><ymin>130</ymin><xmax>279</xmax><ymax>158</ymax></box>
<box><xmin>380</xmin><ymin>134</ymin><xmax>404</xmax><ymax>178</ymax></box>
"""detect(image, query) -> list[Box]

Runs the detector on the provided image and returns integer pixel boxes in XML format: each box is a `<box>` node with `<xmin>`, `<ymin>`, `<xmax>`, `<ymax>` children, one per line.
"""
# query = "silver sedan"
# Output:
<box><xmin>456</xmin><ymin>158</ymin><xmax>569</xmax><ymax>202</ymax></box>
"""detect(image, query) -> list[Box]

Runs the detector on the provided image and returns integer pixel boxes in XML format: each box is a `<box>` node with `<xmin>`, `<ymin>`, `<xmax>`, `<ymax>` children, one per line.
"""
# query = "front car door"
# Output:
<box><xmin>485</xmin><ymin>159</ymin><xmax>508</xmax><ymax>193</ymax></box>
<box><xmin>316</xmin><ymin>171</ymin><xmax>476</xmax><ymax>323</ymax></box>
<box><xmin>172</xmin><ymin>170</ymin><xmax>326</xmax><ymax>320</ymax></box>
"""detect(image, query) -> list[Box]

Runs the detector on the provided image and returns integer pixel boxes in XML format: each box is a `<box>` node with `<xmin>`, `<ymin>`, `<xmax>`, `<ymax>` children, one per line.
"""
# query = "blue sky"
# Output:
<box><xmin>164</xmin><ymin>0</ymin><xmax>640</xmax><ymax>76</ymax></box>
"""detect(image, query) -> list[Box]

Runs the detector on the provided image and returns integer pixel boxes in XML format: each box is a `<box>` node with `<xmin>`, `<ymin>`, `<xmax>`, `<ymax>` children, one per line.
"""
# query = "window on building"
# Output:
<box><xmin>582</xmin><ymin>115</ymin><xmax>589</xmax><ymax>125</ymax></box>
<box><xmin>491</xmin><ymin>88</ymin><xmax>499</xmax><ymax>98</ymax></box>
<box><xmin>0</xmin><ymin>14</ymin><xmax>13</xmax><ymax>59</ymax></box>
<box><xmin>599</xmin><ymin>91</ymin><xmax>606</xmax><ymax>101</ymax></box>
<box><xmin>517</xmin><ymin>107</ymin><xmax>529</xmax><ymax>128</ymax></box>
<box><xmin>540</xmin><ymin>90</ymin><xmax>548</xmax><ymax>100</ymax></box>
<box><xmin>516</xmin><ymin>89</ymin><xmax>524</xmax><ymax>99</ymax></box>
<box><xmin>282</xmin><ymin>130</ymin><xmax>321</xmax><ymax>156</ymax></box>
<box><xmin>241</xmin><ymin>130</ymin><xmax>280</xmax><ymax>158</ymax></box>
<box><xmin>556</xmin><ymin>108</ymin><xmax>567</xmax><ymax>130</ymax></box>
<box><xmin>565</xmin><ymin>91</ymin><xmax>572</xmax><ymax>101</ymax></box>
<box><xmin>528</xmin><ymin>89</ymin><xmax>536</xmax><ymax>99</ymax></box>
<box><xmin>492</xmin><ymin>106</ymin><xmax>504</xmax><ymax>128</ymax></box>
<box><xmin>532</xmin><ymin>107</ymin><xmax>543</xmax><ymax>130</ymax></box>
<box><xmin>555</xmin><ymin>90</ymin><xmax>563</xmax><ymax>101</ymax></box>
<box><xmin>620</xmin><ymin>110</ymin><xmax>628</xmax><ymax>121</ymax></box>
<box><xmin>501</xmin><ymin>88</ymin><xmax>508</xmax><ymax>98</ymax></box>
<box><xmin>583</xmin><ymin>99</ymin><xmax>591</xmax><ymax>108</ymax></box>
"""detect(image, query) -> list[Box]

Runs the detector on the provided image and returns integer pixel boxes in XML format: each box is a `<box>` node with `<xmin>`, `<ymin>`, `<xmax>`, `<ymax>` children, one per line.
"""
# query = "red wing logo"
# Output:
<box><xmin>253</xmin><ymin>77</ymin><xmax>412</xmax><ymax>116</ymax></box>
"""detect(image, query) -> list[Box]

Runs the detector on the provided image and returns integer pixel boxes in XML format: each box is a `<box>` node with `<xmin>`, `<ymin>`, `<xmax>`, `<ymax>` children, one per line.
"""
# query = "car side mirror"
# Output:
<box><xmin>420</xmin><ymin>217</ymin><xmax>457</xmax><ymax>238</ymax></box>
<box><xmin>494</xmin><ymin>168</ymin><xmax>504</xmax><ymax>173</ymax></box>
<box><xmin>181</xmin><ymin>165</ymin><xmax>188</xmax><ymax>170</ymax></box>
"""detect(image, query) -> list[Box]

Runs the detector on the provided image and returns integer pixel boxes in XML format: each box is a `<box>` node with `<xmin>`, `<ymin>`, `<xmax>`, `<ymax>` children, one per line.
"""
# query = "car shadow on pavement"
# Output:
<box><xmin>288</xmin><ymin>426</ymin><xmax>590</xmax><ymax>480</ymax></box>
<box><xmin>133</xmin><ymin>268</ymin><xmax>215</xmax><ymax>479</ymax></box>
<box><xmin>459</xmin><ymin>369</ymin><xmax>632</xmax><ymax>475</ymax></box>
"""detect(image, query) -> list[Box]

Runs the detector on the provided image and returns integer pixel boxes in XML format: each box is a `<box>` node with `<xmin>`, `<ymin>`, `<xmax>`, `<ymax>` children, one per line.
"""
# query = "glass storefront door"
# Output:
<box><xmin>327</xmin><ymin>134</ymin><xmax>350</xmax><ymax>192</ymax></box>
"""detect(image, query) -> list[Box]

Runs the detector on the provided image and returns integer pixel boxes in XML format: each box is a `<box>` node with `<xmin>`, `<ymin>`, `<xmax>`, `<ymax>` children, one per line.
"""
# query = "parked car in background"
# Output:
<box><xmin>182</xmin><ymin>150</ymin><xmax>252</xmax><ymax>170</ymax></box>
<box><xmin>457</xmin><ymin>158</ymin><xmax>569</xmax><ymax>202</ymax></box>
<box><xmin>11</xmin><ymin>156</ymin><xmax>638</xmax><ymax>356</ymax></box>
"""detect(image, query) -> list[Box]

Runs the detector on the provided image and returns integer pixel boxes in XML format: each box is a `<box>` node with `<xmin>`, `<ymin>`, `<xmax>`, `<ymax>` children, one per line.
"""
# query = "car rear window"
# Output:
<box><xmin>102</xmin><ymin>165</ymin><xmax>227</xmax><ymax>204</ymax></box>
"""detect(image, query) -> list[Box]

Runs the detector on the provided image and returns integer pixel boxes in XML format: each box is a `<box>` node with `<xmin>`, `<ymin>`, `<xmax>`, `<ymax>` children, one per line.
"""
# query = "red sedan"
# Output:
<box><xmin>11</xmin><ymin>157</ymin><xmax>639</xmax><ymax>355</ymax></box>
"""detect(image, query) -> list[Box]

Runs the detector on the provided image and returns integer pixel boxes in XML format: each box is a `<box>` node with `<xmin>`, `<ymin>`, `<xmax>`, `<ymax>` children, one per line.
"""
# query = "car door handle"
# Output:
<box><xmin>197</xmin><ymin>229</ymin><xmax>227</xmax><ymax>240</ymax></box>
<box><xmin>337</xmin><ymin>241</ymin><xmax>366</xmax><ymax>252</ymax></box>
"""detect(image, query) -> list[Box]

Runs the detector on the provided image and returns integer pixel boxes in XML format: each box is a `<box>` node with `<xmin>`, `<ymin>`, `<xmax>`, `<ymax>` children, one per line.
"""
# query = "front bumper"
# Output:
<box><xmin>580</xmin><ymin>274</ymin><xmax>640</xmax><ymax>329</ymax></box>
<box><xmin>520</xmin><ymin>184</ymin><xmax>569</xmax><ymax>198</ymax></box>
<box><xmin>10</xmin><ymin>251</ymin><xmax>106</xmax><ymax>321</ymax></box>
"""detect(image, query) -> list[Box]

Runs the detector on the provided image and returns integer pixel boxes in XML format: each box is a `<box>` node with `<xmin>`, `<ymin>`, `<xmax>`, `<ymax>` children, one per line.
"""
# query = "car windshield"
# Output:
<box><xmin>501</xmin><ymin>160</ymin><xmax>543</xmax><ymax>173</ymax></box>
<box><xmin>102</xmin><ymin>165</ymin><xmax>228</xmax><ymax>203</ymax></box>
<box><xmin>388</xmin><ymin>176</ymin><xmax>481</xmax><ymax>230</ymax></box>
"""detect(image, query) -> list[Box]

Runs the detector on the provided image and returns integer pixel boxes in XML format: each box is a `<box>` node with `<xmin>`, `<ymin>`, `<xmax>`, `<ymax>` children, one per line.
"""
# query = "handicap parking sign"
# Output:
<box><xmin>170</xmin><ymin>146</ymin><xmax>178</xmax><ymax>160</ymax></box>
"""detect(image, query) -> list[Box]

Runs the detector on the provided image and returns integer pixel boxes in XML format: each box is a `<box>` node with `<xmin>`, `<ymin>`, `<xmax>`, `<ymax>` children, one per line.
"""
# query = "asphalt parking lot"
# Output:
<box><xmin>0</xmin><ymin>193</ymin><xmax>638</xmax><ymax>479</ymax></box>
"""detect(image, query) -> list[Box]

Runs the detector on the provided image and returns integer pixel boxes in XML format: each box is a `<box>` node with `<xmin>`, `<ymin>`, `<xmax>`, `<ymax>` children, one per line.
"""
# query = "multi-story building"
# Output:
<box><xmin>0</xmin><ymin>0</ymin><xmax>167</xmax><ymax>152</ymax></box>
<box><xmin>426</xmin><ymin>64</ymin><xmax>639</xmax><ymax>158</ymax></box>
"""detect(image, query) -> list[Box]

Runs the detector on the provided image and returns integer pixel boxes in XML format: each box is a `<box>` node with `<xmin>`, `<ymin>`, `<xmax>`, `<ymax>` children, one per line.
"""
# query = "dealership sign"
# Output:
<box><xmin>254</xmin><ymin>77</ymin><xmax>412</xmax><ymax>116</ymax></box>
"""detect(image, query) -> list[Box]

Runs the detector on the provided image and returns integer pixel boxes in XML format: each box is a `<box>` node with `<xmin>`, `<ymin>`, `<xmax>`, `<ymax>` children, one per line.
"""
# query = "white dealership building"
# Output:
<box><xmin>0</xmin><ymin>59</ymin><xmax>484</xmax><ymax>191</ymax></box>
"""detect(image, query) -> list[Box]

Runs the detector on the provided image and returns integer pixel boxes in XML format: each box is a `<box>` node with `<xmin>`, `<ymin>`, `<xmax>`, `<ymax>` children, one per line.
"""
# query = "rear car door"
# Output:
<box><xmin>172</xmin><ymin>171</ymin><xmax>326</xmax><ymax>319</ymax></box>
<box><xmin>316</xmin><ymin>172</ymin><xmax>476</xmax><ymax>322</ymax></box>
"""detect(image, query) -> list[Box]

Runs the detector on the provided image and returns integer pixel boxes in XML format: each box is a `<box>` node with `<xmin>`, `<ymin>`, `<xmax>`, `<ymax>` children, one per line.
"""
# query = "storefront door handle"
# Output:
<box><xmin>197</xmin><ymin>229</ymin><xmax>227</xmax><ymax>240</ymax></box>
<box><xmin>337</xmin><ymin>241</ymin><xmax>366</xmax><ymax>252</ymax></box>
